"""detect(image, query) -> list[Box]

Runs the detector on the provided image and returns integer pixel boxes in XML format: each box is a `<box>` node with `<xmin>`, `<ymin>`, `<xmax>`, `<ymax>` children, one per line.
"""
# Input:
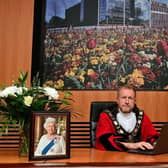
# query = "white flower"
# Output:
<box><xmin>17</xmin><ymin>87</ymin><xmax>27</xmax><ymax>95</ymax></box>
<box><xmin>143</xmin><ymin>62</ymin><xmax>151</xmax><ymax>68</ymax></box>
<box><xmin>44</xmin><ymin>87</ymin><xmax>59</xmax><ymax>100</ymax></box>
<box><xmin>112</xmin><ymin>62</ymin><xmax>117</xmax><ymax>66</ymax></box>
<box><xmin>138</xmin><ymin>51</ymin><xmax>146</xmax><ymax>57</ymax></box>
<box><xmin>0</xmin><ymin>86</ymin><xmax>17</xmax><ymax>97</ymax></box>
<box><xmin>24</xmin><ymin>96</ymin><xmax>33</xmax><ymax>107</ymax></box>
<box><xmin>0</xmin><ymin>86</ymin><xmax>27</xmax><ymax>98</ymax></box>
<box><xmin>117</xmin><ymin>49</ymin><xmax>124</xmax><ymax>54</ymax></box>
<box><xmin>146</xmin><ymin>54</ymin><xmax>157</xmax><ymax>60</ymax></box>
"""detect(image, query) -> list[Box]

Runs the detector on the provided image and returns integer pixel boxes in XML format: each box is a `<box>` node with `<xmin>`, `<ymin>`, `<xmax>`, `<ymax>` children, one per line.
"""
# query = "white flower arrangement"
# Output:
<box><xmin>0</xmin><ymin>72</ymin><xmax>73</xmax><ymax>130</ymax></box>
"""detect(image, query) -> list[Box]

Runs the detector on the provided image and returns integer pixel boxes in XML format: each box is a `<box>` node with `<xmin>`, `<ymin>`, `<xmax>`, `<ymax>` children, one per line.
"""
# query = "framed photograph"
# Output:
<box><xmin>29</xmin><ymin>111</ymin><xmax>70</xmax><ymax>161</ymax></box>
<box><xmin>32</xmin><ymin>0</ymin><xmax>168</xmax><ymax>90</ymax></box>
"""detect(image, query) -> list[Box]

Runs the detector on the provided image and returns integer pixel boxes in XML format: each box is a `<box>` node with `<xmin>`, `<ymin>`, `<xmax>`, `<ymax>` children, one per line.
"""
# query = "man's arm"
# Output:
<box><xmin>95</xmin><ymin>112</ymin><xmax>126</xmax><ymax>151</ymax></box>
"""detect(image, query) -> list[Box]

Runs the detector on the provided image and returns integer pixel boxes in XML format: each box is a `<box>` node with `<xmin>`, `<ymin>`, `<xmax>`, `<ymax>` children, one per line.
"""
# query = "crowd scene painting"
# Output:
<box><xmin>42</xmin><ymin>26</ymin><xmax>168</xmax><ymax>90</ymax></box>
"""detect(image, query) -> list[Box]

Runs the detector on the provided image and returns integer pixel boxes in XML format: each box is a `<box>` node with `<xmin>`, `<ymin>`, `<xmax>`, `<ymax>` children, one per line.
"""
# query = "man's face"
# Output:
<box><xmin>117</xmin><ymin>88</ymin><xmax>136</xmax><ymax>113</ymax></box>
<box><xmin>46</xmin><ymin>122</ymin><xmax>56</xmax><ymax>135</ymax></box>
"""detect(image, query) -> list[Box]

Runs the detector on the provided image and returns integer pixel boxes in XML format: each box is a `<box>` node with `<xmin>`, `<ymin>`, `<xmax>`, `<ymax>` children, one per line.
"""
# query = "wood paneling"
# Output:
<box><xmin>0</xmin><ymin>0</ymin><xmax>34</xmax><ymax>85</ymax></box>
<box><xmin>0</xmin><ymin>0</ymin><xmax>167</xmax><ymax>123</ymax></box>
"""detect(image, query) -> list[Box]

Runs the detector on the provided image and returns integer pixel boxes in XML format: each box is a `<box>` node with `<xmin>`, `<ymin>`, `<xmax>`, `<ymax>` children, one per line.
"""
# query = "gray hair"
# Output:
<box><xmin>43</xmin><ymin>117</ymin><xmax>56</xmax><ymax>129</ymax></box>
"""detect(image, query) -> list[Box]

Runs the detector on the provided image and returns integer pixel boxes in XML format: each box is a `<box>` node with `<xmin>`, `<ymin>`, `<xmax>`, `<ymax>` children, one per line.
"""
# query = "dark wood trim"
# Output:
<box><xmin>0</xmin><ymin>162</ymin><xmax>167</xmax><ymax>168</ymax></box>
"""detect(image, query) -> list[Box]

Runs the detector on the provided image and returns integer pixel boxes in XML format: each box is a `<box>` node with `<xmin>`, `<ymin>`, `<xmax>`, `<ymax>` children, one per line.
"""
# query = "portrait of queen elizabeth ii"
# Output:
<box><xmin>34</xmin><ymin>117</ymin><xmax>66</xmax><ymax>156</ymax></box>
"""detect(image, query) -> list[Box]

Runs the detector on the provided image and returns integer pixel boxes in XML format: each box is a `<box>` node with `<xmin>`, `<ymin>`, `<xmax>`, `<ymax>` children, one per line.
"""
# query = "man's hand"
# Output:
<box><xmin>121</xmin><ymin>141</ymin><xmax>154</xmax><ymax>150</ymax></box>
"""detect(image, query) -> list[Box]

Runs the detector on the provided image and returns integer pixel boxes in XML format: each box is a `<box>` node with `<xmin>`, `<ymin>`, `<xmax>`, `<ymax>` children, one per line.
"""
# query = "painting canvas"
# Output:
<box><xmin>29</xmin><ymin>111</ymin><xmax>70</xmax><ymax>161</ymax></box>
<box><xmin>32</xmin><ymin>0</ymin><xmax>168</xmax><ymax>90</ymax></box>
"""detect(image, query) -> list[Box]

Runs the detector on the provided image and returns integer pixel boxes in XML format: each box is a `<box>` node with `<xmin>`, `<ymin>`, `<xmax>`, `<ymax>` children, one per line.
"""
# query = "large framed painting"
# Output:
<box><xmin>32</xmin><ymin>0</ymin><xmax>168</xmax><ymax>90</ymax></box>
<box><xmin>29</xmin><ymin>111</ymin><xmax>70</xmax><ymax>161</ymax></box>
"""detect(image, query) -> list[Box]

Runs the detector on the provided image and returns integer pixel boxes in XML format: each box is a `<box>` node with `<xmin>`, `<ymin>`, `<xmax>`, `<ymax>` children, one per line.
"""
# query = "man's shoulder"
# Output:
<box><xmin>99</xmin><ymin>111</ymin><xmax>112</xmax><ymax>118</ymax></box>
<box><xmin>99</xmin><ymin>110</ymin><xmax>115</xmax><ymax>121</ymax></box>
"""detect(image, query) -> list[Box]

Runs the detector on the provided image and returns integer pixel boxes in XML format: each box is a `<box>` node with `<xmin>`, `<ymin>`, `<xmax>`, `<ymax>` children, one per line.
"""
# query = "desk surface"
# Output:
<box><xmin>0</xmin><ymin>148</ymin><xmax>168</xmax><ymax>167</ymax></box>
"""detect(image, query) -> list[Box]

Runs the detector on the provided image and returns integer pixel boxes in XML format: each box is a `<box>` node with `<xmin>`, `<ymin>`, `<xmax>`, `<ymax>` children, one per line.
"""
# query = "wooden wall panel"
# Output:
<box><xmin>0</xmin><ymin>0</ymin><xmax>34</xmax><ymax>85</ymax></box>
<box><xmin>0</xmin><ymin>0</ymin><xmax>167</xmax><ymax>123</ymax></box>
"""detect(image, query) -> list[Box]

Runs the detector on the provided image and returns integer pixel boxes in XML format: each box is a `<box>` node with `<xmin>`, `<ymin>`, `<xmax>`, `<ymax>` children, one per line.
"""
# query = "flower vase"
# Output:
<box><xmin>19</xmin><ymin>126</ymin><xmax>29</xmax><ymax>157</ymax></box>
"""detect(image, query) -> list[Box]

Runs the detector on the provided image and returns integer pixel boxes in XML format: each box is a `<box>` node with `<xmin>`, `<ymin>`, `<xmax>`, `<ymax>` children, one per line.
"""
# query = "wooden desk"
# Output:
<box><xmin>0</xmin><ymin>148</ymin><xmax>168</xmax><ymax>167</ymax></box>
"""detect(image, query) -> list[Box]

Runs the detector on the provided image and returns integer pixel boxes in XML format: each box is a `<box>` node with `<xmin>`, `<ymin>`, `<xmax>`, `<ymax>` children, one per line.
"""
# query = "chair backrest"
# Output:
<box><xmin>90</xmin><ymin>101</ymin><xmax>117</xmax><ymax>147</ymax></box>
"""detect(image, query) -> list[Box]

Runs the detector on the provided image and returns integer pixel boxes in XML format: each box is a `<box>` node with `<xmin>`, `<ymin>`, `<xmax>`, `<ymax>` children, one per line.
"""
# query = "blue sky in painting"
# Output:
<box><xmin>155</xmin><ymin>0</ymin><xmax>168</xmax><ymax>4</ymax></box>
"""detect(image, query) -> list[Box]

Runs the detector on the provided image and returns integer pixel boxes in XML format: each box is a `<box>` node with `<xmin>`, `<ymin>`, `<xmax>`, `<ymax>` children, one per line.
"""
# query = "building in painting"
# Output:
<box><xmin>66</xmin><ymin>3</ymin><xmax>81</xmax><ymax>27</ymax></box>
<box><xmin>134</xmin><ymin>0</ymin><xmax>150</xmax><ymax>26</ymax></box>
<box><xmin>99</xmin><ymin>0</ymin><xmax>131</xmax><ymax>25</ymax></box>
<box><xmin>46</xmin><ymin>0</ymin><xmax>168</xmax><ymax>27</ymax></box>
<box><xmin>151</xmin><ymin>0</ymin><xmax>168</xmax><ymax>27</ymax></box>
<box><xmin>65</xmin><ymin>0</ymin><xmax>150</xmax><ymax>26</ymax></box>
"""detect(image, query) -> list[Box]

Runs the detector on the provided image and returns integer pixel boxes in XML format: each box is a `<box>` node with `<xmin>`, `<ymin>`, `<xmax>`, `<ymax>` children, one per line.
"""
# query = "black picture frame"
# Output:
<box><xmin>31</xmin><ymin>0</ymin><xmax>168</xmax><ymax>91</ymax></box>
<box><xmin>29</xmin><ymin>111</ymin><xmax>70</xmax><ymax>161</ymax></box>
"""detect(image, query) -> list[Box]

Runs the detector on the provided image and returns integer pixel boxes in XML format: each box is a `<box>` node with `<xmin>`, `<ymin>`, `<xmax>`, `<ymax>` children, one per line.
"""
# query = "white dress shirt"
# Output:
<box><xmin>117</xmin><ymin>110</ymin><xmax>136</xmax><ymax>133</ymax></box>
